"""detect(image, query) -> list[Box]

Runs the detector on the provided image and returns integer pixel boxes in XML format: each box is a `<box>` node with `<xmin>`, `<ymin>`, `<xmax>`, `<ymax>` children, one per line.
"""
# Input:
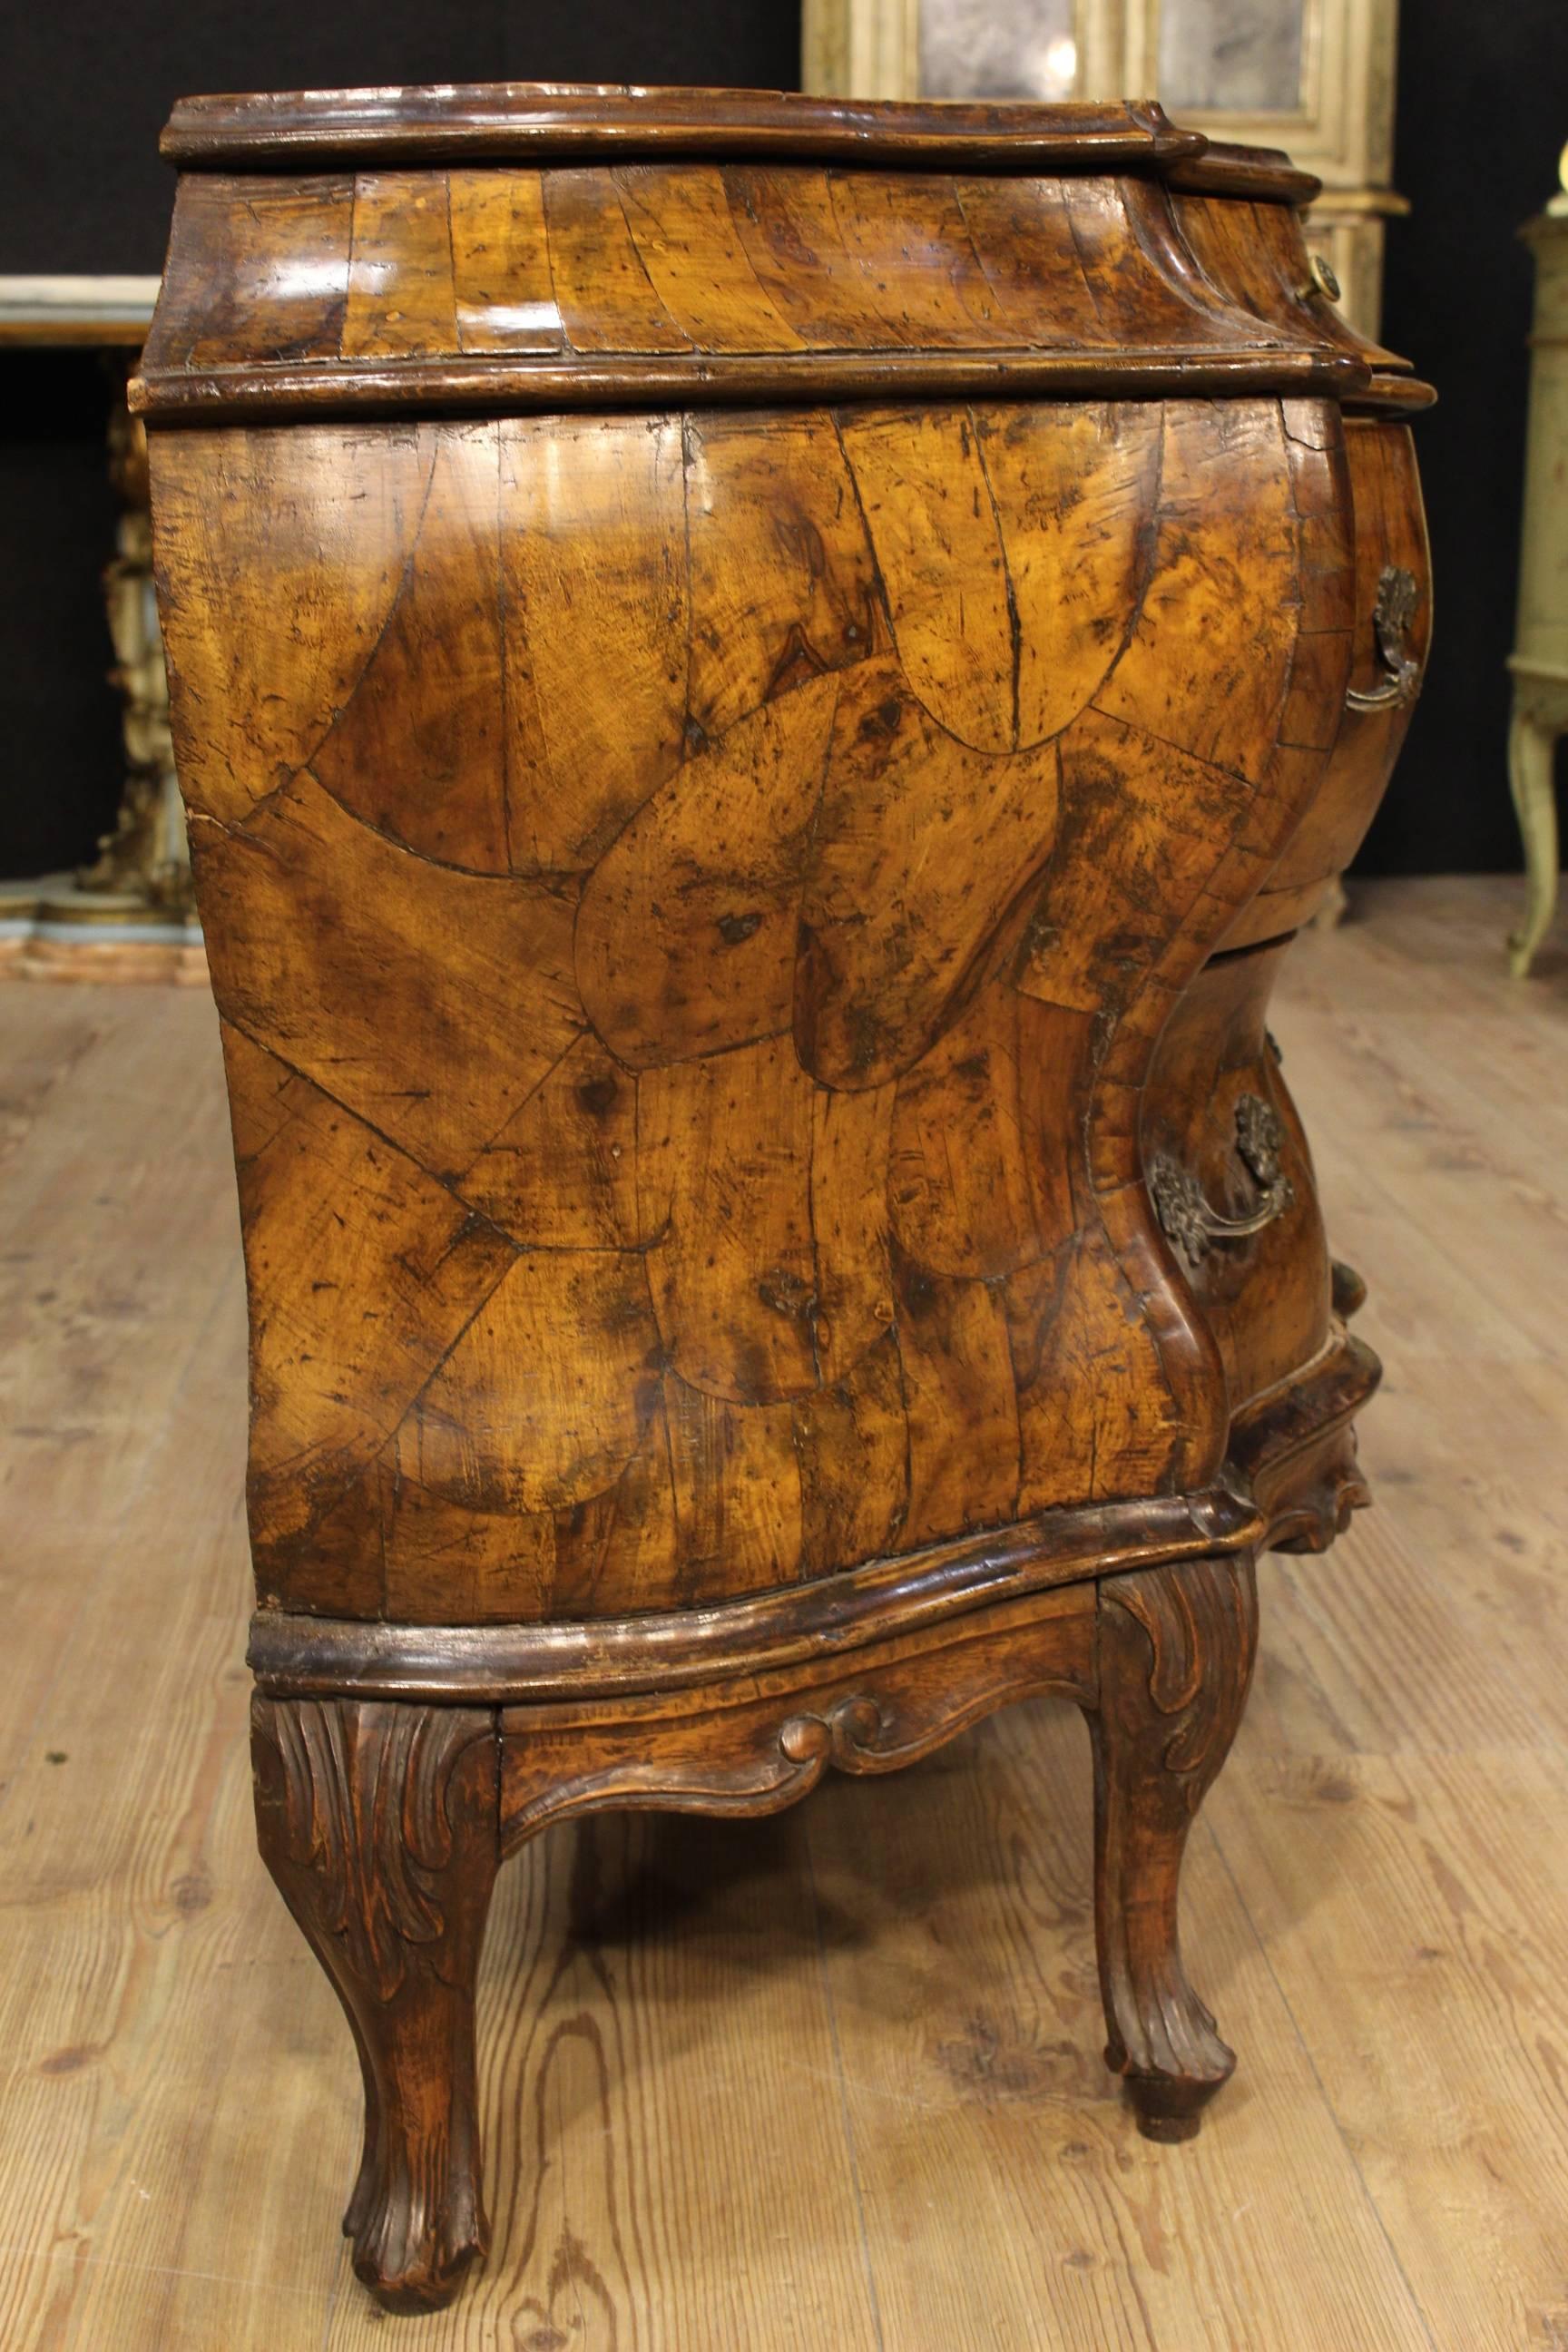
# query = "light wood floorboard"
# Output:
<box><xmin>0</xmin><ymin>875</ymin><xmax>1563</xmax><ymax>2350</ymax></box>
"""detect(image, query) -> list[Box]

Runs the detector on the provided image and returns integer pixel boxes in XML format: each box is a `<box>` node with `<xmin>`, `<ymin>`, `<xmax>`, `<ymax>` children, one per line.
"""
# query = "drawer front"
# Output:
<box><xmin>1220</xmin><ymin>416</ymin><xmax>1430</xmax><ymax>947</ymax></box>
<box><xmin>1142</xmin><ymin>937</ymin><xmax>1331</xmax><ymax>1416</ymax></box>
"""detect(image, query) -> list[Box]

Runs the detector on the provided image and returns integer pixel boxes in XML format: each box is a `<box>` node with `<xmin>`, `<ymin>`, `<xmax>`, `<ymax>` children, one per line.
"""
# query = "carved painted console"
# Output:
<box><xmin>135</xmin><ymin>84</ymin><xmax>1432</xmax><ymax>2312</ymax></box>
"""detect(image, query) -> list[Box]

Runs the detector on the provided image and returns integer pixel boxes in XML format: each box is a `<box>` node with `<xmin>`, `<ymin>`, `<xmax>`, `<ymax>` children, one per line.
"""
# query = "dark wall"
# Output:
<box><xmin>0</xmin><ymin>2</ymin><xmax>801</xmax><ymax>882</ymax></box>
<box><xmin>1362</xmin><ymin>0</ymin><xmax>1568</xmax><ymax>874</ymax></box>
<box><xmin>0</xmin><ymin>4</ymin><xmax>801</xmax><ymax>276</ymax></box>
<box><xmin>0</xmin><ymin>356</ymin><xmax>127</xmax><ymax>878</ymax></box>
<box><xmin>0</xmin><ymin>0</ymin><xmax>1562</xmax><ymax>878</ymax></box>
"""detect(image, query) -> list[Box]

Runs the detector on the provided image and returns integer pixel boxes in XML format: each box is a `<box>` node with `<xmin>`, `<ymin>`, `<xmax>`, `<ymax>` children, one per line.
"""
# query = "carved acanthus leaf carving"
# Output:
<box><xmin>1105</xmin><ymin>1553</ymin><xmax>1259</xmax><ymax>1788</ymax></box>
<box><xmin>260</xmin><ymin>1697</ymin><xmax>493</xmax><ymax>2001</ymax></box>
<box><xmin>250</xmin><ymin>1696</ymin><xmax>501</xmax><ymax>2313</ymax></box>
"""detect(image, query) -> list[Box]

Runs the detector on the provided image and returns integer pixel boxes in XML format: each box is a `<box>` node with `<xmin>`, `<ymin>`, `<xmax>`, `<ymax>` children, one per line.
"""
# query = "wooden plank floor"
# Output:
<box><xmin>1</xmin><ymin>873</ymin><xmax>1564</xmax><ymax>2352</ymax></box>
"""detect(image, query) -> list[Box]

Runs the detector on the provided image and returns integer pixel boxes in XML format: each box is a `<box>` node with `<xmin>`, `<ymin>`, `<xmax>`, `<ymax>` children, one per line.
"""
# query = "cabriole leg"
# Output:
<box><xmin>250</xmin><ymin>1694</ymin><xmax>500</xmax><ymax>2312</ymax></box>
<box><xmin>1508</xmin><ymin>702</ymin><xmax>1561</xmax><ymax>979</ymax></box>
<box><xmin>1082</xmin><ymin>1553</ymin><xmax>1259</xmax><ymax>2141</ymax></box>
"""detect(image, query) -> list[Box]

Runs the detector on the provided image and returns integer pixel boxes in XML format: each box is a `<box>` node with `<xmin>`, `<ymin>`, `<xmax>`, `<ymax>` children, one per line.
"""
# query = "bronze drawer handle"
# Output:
<box><xmin>1149</xmin><ymin>1094</ymin><xmax>1295</xmax><ymax>1266</ymax></box>
<box><xmin>1345</xmin><ymin>564</ymin><xmax>1422</xmax><ymax>711</ymax></box>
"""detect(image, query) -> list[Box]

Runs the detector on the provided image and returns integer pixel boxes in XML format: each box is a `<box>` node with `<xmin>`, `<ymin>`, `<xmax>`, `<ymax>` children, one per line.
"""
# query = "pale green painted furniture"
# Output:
<box><xmin>1509</xmin><ymin>152</ymin><xmax>1568</xmax><ymax>978</ymax></box>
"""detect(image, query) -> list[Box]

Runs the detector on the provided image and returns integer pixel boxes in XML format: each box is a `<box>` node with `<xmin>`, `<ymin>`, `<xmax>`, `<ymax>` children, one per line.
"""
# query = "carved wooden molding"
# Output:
<box><xmin>249</xmin><ymin>1483</ymin><xmax>1253</xmax><ymax>1701</ymax></box>
<box><xmin>161</xmin><ymin>86</ymin><xmax>1207</xmax><ymax>171</ymax></box>
<box><xmin>134</xmin><ymin>346</ymin><xmax>1377</xmax><ymax>427</ymax></box>
<box><xmin>496</xmin><ymin>1583</ymin><xmax>1098</xmax><ymax>1853</ymax></box>
<box><xmin>779</xmin><ymin>1690</ymin><xmax>886</xmax><ymax>1766</ymax></box>
<box><xmin>1228</xmin><ymin>1325</ymin><xmax>1379</xmax><ymax>1535</ymax></box>
<box><xmin>249</xmin><ymin>1328</ymin><xmax>1377</xmax><ymax>1709</ymax></box>
<box><xmin>1102</xmin><ymin>1553</ymin><xmax>1259</xmax><ymax>1788</ymax></box>
<box><xmin>1264</xmin><ymin>1428</ymin><xmax>1372</xmax><ymax>1554</ymax></box>
<box><xmin>127</xmin><ymin>116</ymin><xmax>1434</xmax><ymax>431</ymax></box>
<box><xmin>254</xmin><ymin>1698</ymin><xmax>492</xmax><ymax>1997</ymax></box>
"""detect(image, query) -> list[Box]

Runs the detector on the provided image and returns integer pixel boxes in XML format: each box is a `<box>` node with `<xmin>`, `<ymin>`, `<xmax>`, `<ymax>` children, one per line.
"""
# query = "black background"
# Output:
<box><xmin>0</xmin><ymin>0</ymin><xmax>1563</xmax><ymax>878</ymax></box>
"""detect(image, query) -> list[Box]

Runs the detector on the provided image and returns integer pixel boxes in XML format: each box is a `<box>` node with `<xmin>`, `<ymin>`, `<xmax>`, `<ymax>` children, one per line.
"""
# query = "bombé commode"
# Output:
<box><xmin>134</xmin><ymin>81</ymin><xmax>1432</xmax><ymax>2313</ymax></box>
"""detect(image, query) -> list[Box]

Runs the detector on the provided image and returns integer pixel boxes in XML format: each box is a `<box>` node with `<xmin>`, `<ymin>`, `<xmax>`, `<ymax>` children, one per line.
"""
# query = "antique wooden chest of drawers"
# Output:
<box><xmin>135</xmin><ymin>83</ymin><xmax>1431</xmax><ymax>2311</ymax></box>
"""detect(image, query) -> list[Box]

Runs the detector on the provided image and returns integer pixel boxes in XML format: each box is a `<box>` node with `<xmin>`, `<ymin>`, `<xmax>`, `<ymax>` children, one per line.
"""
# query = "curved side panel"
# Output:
<box><xmin>157</xmin><ymin>394</ymin><xmax>1362</xmax><ymax>1625</ymax></box>
<box><xmin>1219</xmin><ymin>418</ymin><xmax>1431</xmax><ymax>947</ymax></box>
<box><xmin>1014</xmin><ymin>397</ymin><xmax>1355</xmax><ymax>1487</ymax></box>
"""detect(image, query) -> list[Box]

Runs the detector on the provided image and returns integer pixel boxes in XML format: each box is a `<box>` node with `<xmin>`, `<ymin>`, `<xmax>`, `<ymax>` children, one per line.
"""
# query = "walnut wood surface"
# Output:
<box><xmin>152</xmin><ymin>386</ymin><xmax>1394</xmax><ymax>1631</ymax></box>
<box><xmin>1230</xmin><ymin>1329</ymin><xmax>1378</xmax><ymax>1556</ymax></box>
<box><xmin>496</xmin><ymin>1579</ymin><xmax>1097</xmax><ymax>1846</ymax></box>
<box><xmin>1174</xmin><ymin>187</ymin><xmax>1409</xmax><ymax>377</ymax></box>
<box><xmin>236</xmin><ymin>1318</ymin><xmax>1373</xmax><ymax>2312</ymax></box>
<box><xmin>247</xmin><ymin>1544</ymin><xmax>1267</xmax><ymax>2303</ymax></box>
<box><xmin>131</xmin><ymin>152</ymin><xmax>1430</xmax><ymax>423</ymax></box>
<box><xmin>1143</xmin><ymin>938</ymin><xmax>1331</xmax><ymax>1404</ymax></box>
<box><xmin>242</xmin><ymin>1322</ymin><xmax>1378</xmax><ymax>1701</ymax></box>
<box><xmin>1219</xmin><ymin>418</ymin><xmax>1432</xmax><ymax>948</ymax></box>
<box><xmin>245</xmin><ymin>1485</ymin><xmax>1251</xmax><ymax>1700</ymax></box>
<box><xmin>140</xmin><ymin>88</ymin><xmax>1433</xmax><ymax>2314</ymax></box>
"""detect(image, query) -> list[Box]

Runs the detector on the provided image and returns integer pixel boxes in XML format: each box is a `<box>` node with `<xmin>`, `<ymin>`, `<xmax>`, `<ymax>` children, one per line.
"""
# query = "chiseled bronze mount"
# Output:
<box><xmin>250</xmin><ymin>1320</ymin><xmax>1373</xmax><ymax>2312</ymax></box>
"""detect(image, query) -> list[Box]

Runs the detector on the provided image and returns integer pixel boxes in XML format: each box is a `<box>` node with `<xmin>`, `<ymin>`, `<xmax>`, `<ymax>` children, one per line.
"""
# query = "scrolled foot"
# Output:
<box><xmin>1113</xmin><ymin>2013</ymin><xmax>1240</xmax><ymax>2144</ymax></box>
<box><xmin>1123</xmin><ymin>2065</ymin><xmax>1229</xmax><ymax>2143</ymax></box>
<box><xmin>348</xmin><ymin>2171</ymin><xmax>487</xmax><ymax>2315</ymax></box>
<box><xmin>1083</xmin><ymin>1553</ymin><xmax>1258</xmax><ymax>2141</ymax></box>
<box><xmin>251</xmin><ymin>1694</ymin><xmax>501</xmax><ymax>2314</ymax></box>
<box><xmin>1104</xmin><ymin>1952</ymin><xmax>1236</xmax><ymax>2141</ymax></box>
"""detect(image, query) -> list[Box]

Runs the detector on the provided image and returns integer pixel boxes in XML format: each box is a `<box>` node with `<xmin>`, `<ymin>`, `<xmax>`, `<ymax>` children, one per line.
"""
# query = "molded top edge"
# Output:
<box><xmin>158</xmin><ymin>82</ymin><xmax>1309</xmax><ymax>198</ymax></box>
